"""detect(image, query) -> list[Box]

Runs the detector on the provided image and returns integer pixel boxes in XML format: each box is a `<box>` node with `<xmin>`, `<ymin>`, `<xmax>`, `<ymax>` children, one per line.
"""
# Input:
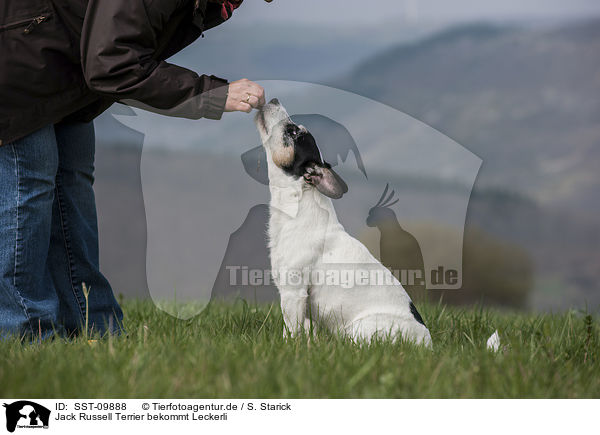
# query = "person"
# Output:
<box><xmin>0</xmin><ymin>0</ymin><xmax>267</xmax><ymax>339</ymax></box>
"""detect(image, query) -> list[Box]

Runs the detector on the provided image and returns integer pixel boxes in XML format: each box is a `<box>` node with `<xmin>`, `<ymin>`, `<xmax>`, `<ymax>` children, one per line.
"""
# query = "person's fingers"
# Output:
<box><xmin>236</xmin><ymin>94</ymin><xmax>257</xmax><ymax>108</ymax></box>
<box><xmin>224</xmin><ymin>79</ymin><xmax>266</xmax><ymax>113</ymax></box>
<box><xmin>241</xmin><ymin>81</ymin><xmax>265</xmax><ymax>106</ymax></box>
<box><xmin>238</xmin><ymin>102</ymin><xmax>252</xmax><ymax>113</ymax></box>
<box><xmin>240</xmin><ymin>91</ymin><xmax>262</xmax><ymax>108</ymax></box>
<box><xmin>257</xmin><ymin>89</ymin><xmax>266</xmax><ymax>107</ymax></box>
<box><xmin>247</xmin><ymin>94</ymin><xmax>260</xmax><ymax>108</ymax></box>
<box><xmin>251</xmin><ymin>84</ymin><xmax>265</xmax><ymax>106</ymax></box>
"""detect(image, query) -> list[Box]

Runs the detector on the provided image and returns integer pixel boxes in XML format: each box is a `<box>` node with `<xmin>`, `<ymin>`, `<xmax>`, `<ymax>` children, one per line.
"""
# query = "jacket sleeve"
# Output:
<box><xmin>80</xmin><ymin>0</ymin><xmax>228</xmax><ymax>120</ymax></box>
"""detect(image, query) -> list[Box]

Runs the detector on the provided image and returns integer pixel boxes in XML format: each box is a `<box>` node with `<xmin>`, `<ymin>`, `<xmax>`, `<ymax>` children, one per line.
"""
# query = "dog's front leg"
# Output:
<box><xmin>279</xmin><ymin>288</ymin><xmax>308</xmax><ymax>338</ymax></box>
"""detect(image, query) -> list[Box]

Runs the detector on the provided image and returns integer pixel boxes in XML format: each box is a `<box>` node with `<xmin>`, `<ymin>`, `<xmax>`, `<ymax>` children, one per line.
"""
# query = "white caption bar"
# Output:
<box><xmin>1</xmin><ymin>399</ymin><xmax>595</xmax><ymax>434</ymax></box>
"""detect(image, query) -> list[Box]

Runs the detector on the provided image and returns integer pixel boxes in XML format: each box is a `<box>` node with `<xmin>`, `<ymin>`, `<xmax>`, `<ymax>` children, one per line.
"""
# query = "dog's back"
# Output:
<box><xmin>303</xmin><ymin>191</ymin><xmax>431</xmax><ymax>345</ymax></box>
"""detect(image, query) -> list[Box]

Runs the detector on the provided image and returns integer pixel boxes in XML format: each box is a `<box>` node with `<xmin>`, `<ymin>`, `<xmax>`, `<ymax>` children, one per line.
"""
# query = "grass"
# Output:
<box><xmin>0</xmin><ymin>299</ymin><xmax>598</xmax><ymax>398</ymax></box>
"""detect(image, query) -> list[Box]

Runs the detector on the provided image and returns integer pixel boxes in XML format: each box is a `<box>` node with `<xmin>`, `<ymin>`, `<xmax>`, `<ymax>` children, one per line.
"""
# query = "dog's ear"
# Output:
<box><xmin>303</xmin><ymin>163</ymin><xmax>348</xmax><ymax>199</ymax></box>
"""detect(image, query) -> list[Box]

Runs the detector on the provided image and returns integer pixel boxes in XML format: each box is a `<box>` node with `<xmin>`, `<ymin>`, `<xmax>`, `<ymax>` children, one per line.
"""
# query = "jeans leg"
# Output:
<box><xmin>0</xmin><ymin>125</ymin><xmax>60</xmax><ymax>339</ymax></box>
<box><xmin>49</xmin><ymin>121</ymin><xmax>123</xmax><ymax>335</ymax></box>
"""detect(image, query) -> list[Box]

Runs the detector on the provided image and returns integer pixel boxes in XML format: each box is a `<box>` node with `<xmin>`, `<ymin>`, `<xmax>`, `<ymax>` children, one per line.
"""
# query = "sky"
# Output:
<box><xmin>240</xmin><ymin>0</ymin><xmax>600</xmax><ymax>25</ymax></box>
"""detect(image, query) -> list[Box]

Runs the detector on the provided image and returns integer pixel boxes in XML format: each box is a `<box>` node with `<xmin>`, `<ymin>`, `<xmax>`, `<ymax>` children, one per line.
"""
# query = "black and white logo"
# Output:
<box><xmin>3</xmin><ymin>401</ymin><xmax>50</xmax><ymax>433</ymax></box>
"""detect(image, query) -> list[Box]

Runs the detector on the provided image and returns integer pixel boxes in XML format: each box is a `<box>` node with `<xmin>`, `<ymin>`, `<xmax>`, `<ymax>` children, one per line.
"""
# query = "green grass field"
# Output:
<box><xmin>0</xmin><ymin>300</ymin><xmax>598</xmax><ymax>398</ymax></box>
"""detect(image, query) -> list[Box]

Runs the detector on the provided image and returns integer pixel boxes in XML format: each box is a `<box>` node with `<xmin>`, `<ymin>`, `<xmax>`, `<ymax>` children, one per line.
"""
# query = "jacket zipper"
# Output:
<box><xmin>0</xmin><ymin>14</ymin><xmax>50</xmax><ymax>34</ymax></box>
<box><xmin>23</xmin><ymin>15</ymin><xmax>49</xmax><ymax>34</ymax></box>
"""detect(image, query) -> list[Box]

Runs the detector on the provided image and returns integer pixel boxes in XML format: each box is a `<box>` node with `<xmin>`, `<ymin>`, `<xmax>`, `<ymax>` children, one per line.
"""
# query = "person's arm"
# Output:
<box><xmin>81</xmin><ymin>0</ymin><xmax>228</xmax><ymax>120</ymax></box>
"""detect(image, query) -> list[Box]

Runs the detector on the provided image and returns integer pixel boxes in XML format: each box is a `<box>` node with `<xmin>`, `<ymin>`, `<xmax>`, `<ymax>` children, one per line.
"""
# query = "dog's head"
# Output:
<box><xmin>255</xmin><ymin>98</ymin><xmax>348</xmax><ymax>199</ymax></box>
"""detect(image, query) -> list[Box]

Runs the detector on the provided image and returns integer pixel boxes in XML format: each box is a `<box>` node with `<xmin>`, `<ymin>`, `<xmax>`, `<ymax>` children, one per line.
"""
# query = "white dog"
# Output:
<box><xmin>255</xmin><ymin>99</ymin><xmax>432</xmax><ymax>346</ymax></box>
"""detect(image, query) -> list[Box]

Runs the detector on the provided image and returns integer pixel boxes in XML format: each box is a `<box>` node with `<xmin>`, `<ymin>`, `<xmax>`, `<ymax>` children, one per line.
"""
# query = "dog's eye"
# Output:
<box><xmin>288</xmin><ymin>127</ymin><xmax>299</xmax><ymax>138</ymax></box>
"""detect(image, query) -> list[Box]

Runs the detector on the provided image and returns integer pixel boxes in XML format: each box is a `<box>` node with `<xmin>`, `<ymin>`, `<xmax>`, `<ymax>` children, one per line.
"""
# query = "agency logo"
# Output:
<box><xmin>3</xmin><ymin>401</ymin><xmax>50</xmax><ymax>433</ymax></box>
<box><xmin>114</xmin><ymin>80</ymin><xmax>481</xmax><ymax>318</ymax></box>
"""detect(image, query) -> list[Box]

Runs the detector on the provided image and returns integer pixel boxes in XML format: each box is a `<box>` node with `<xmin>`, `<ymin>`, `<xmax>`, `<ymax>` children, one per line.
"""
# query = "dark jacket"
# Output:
<box><xmin>0</xmin><ymin>0</ymin><xmax>234</xmax><ymax>146</ymax></box>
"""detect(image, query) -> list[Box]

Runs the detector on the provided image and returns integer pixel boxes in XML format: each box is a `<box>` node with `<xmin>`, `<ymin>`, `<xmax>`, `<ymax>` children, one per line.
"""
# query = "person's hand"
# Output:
<box><xmin>225</xmin><ymin>79</ymin><xmax>266</xmax><ymax>113</ymax></box>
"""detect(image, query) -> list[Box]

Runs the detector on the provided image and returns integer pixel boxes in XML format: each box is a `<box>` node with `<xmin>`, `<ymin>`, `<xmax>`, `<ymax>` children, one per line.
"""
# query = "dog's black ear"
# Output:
<box><xmin>303</xmin><ymin>163</ymin><xmax>348</xmax><ymax>199</ymax></box>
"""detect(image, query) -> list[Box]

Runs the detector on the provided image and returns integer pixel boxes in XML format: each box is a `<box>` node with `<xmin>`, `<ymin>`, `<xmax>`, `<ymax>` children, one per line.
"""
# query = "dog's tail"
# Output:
<box><xmin>487</xmin><ymin>330</ymin><xmax>500</xmax><ymax>351</ymax></box>
<box><xmin>409</xmin><ymin>301</ymin><xmax>426</xmax><ymax>327</ymax></box>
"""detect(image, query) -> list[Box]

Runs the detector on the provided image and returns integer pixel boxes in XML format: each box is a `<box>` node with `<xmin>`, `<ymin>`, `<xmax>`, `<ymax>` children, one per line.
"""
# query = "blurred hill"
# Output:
<box><xmin>93</xmin><ymin>18</ymin><xmax>600</xmax><ymax>312</ymax></box>
<box><xmin>331</xmin><ymin>19</ymin><xmax>600</xmax><ymax>310</ymax></box>
<box><xmin>168</xmin><ymin>21</ymin><xmax>441</xmax><ymax>82</ymax></box>
<box><xmin>334</xmin><ymin>19</ymin><xmax>600</xmax><ymax>214</ymax></box>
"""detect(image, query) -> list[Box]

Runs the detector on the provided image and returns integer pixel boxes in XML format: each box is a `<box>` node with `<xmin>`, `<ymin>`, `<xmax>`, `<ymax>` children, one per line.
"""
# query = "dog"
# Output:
<box><xmin>255</xmin><ymin>98</ymin><xmax>432</xmax><ymax>346</ymax></box>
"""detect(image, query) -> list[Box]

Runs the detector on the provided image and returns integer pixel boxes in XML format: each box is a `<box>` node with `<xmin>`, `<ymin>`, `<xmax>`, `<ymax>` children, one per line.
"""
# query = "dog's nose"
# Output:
<box><xmin>269</xmin><ymin>98</ymin><xmax>280</xmax><ymax>105</ymax></box>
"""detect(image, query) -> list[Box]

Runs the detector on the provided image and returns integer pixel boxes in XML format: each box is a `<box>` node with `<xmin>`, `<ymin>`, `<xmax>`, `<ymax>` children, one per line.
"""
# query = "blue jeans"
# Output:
<box><xmin>0</xmin><ymin>122</ymin><xmax>123</xmax><ymax>339</ymax></box>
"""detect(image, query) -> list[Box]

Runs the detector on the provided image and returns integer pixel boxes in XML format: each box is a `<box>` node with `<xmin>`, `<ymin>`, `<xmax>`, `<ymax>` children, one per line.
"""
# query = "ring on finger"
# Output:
<box><xmin>245</xmin><ymin>93</ymin><xmax>253</xmax><ymax>103</ymax></box>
